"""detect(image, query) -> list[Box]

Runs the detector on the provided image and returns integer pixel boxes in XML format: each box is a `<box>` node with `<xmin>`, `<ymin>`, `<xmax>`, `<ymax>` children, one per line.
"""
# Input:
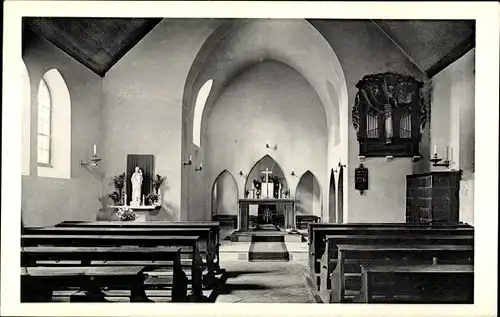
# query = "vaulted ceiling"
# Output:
<box><xmin>22</xmin><ymin>18</ymin><xmax>475</xmax><ymax>79</ymax></box>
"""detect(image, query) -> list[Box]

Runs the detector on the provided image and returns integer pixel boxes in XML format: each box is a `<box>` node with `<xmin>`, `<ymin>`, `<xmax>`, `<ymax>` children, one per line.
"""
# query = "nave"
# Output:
<box><xmin>22</xmin><ymin>221</ymin><xmax>473</xmax><ymax>304</ymax></box>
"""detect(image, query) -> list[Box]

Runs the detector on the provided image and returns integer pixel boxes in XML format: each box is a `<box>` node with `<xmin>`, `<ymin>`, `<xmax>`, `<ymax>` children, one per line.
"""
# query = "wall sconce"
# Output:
<box><xmin>429</xmin><ymin>145</ymin><xmax>450</xmax><ymax>167</ymax></box>
<box><xmin>266</xmin><ymin>143</ymin><xmax>278</xmax><ymax>150</ymax></box>
<box><xmin>80</xmin><ymin>144</ymin><xmax>102</xmax><ymax>168</ymax></box>
<box><xmin>338</xmin><ymin>162</ymin><xmax>346</xmax><ymax>168</ymax></box>
<box><xmin>183</xmin><ymin>154</ymin><xmax>193</xmax><ymax>166</ymax></box>
<box><xmin>239</xmin><ymin>169</ymin><xmax>245</xmax><ymax>177</ymax></box>
<box><xmin>195</xmin><ymin>162</ymin><xmax>203</xmax><ymax>172</ymax></box>
<box><xmin>291</xmin><ymin>170</ymin><xmax>296</xmax><ymax>177</ymax></box>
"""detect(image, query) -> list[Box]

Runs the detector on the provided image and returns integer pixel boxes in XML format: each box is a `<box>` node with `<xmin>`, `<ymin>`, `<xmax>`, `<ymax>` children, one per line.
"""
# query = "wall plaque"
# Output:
<box><xmin>355</xmin><ymin>163</ymin><xmax>368</xmax><ymax>195</ymax></box>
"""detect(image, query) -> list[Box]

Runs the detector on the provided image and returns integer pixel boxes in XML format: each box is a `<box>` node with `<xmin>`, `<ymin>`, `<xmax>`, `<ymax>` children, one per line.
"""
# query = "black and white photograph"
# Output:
<box><xmin>2</xmin><ymin>2</ymin><xmax>498</xmax><ymax>317</ymax></box>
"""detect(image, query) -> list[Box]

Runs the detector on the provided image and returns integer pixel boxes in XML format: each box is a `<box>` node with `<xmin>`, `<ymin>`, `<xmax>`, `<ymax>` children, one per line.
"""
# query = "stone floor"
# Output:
<box><xmin>216</xmin><ymin>261</ymin><xmax>314</xmax><ymax>303</ymax></box>
<box><xmin>216</xmin><ymin>227</ymin><xmax>313</xmax><ymax>303</ymax></box>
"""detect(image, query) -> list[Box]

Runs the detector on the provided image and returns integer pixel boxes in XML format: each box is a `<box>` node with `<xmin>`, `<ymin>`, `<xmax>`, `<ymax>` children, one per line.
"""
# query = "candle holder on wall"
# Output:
<box><xmin>80</xmin><ymin>154</ymin><xmax>102</xmax><ymax>168</ymax></box>
<box><xmin>429</xmin><ymin>153</ymin><xmax>450</xmax><ymax>167</ymax></box>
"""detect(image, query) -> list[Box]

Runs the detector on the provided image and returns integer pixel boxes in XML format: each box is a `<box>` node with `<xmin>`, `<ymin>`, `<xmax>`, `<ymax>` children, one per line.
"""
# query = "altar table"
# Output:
<box><xmin>237</xmin><ymin>199</ymin><xmax>295</xmax><ymax>232</ymax></box>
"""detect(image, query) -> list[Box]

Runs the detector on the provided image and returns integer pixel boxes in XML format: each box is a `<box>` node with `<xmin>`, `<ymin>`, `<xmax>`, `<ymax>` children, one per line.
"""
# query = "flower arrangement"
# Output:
<box><xmin>153</xmin><ymin>174</ymin><xmax>165</xmax><ymax>194</ymax></box>
<box><xmin>146</xmin><ymin>192</ymin><xmax>159</xmax><ymax>205</ymax></box>
<box><xmin>115</xmin><ymin>206</ymin><xmax>136</xmax><ymax>221</ymax></box>
<box><xmin>108</xmin><ymin>173</ymin><xmax>126</xmax><ymax>205</ymax></box>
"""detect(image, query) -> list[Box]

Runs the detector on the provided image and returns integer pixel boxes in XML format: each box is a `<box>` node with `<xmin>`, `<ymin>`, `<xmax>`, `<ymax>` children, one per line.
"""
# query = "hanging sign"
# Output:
<box><xmin>355</xmin><ymin>163</ymin><xmax>369</xmax><ymax>195</ymax></box>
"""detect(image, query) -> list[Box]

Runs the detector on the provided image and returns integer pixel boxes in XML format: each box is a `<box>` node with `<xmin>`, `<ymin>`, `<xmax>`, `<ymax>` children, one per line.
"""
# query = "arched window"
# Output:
<box><xmin>37</xmin><ymin>69</ymin><xmax>71</xmax><ymax>179</ymax></box>
<box><xmin>193</xmin><ymin>79</ymin><xmax>213</xmax><ymax>147</ymax></box>
<box><xmin>37</xmin><ymin>78</ymin><xmax>52</xmax><ymax>165</ymax></box>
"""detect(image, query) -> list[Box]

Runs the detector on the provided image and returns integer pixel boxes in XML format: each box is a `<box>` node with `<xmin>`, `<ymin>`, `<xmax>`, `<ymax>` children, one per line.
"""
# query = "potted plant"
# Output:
<box><xmin>153</xmin><ymin>174</ymin><xmax>164</xmax><ymax>195</ymax></box>
<box><xmin>146</xmin><ymin>192</ymin><xmax>159</xmax><ymax>206</ymax></box>
<box><xmin>108</xmin><ymin>173</ymin><xmax>126</xmax><ymax>205</ymax></box>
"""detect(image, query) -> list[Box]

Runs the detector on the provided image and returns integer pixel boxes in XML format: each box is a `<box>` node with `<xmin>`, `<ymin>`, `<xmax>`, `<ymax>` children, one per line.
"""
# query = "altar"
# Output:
<box><xmin>237</xmin><ymin>198</ymin><xmax>296</xmax><ymax>232</ymax></box>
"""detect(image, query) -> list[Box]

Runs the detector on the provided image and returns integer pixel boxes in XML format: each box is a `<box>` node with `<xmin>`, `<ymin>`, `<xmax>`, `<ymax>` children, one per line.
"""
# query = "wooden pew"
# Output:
<box><xmin>22</xmin><ymin>234</ymin><xmax>206</xmax><ymax>301</ymax></box>
<box><xmin>22</xmin><ymin>246</ymin><xmax>187</xmax><ymax>302</ymax></box>
<box><xmin>22</xmin><ymin>266</ymin><xmax>150</xmax><ymax>302</ymax></box>
<box><xmin>328</xmin><ymin>244</ymin><xmax>473</xmax><ymax>303</ymax></box>
<box><xmin>56</xmin><ymin>221</ymin><xmax>222</xmax><ymax>272</ymax></box>
<box><xmin>25</xmin><ymin>226</ymin><xmax>219</xmax><ymax>286</ymax></box>
<box><xmin>358</xmin><ymin>264</ymin><xmax>474</xmax><ymax>303</ymax></box>
<box><xmin>296</xmin><ymin>215</ymin><xmax>320</xmax><ymax>230</ymax></box>
<box><xmin>307</xmin><ymin>223</ymin><xmax>474</xmax><ymax>289</ymax></box>
<box><xmin>319</xmin><ymin>234</ymin><xmax>474</xmax><ymax>301</ymax></box>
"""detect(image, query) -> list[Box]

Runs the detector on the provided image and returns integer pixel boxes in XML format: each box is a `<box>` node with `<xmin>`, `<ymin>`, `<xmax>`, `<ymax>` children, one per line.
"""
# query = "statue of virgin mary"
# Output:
<box><xmin>130</xmin><ymin>166</ymin><xmax>143</xmax><ymax>206</ymax></box>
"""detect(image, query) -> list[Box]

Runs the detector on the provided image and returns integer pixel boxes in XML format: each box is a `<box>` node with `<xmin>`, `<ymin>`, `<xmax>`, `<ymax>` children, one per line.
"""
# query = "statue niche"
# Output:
<box><xmin>352</xmin><ymin>72</ymin><xmax>427</xmax><ymax>157</ymax></box>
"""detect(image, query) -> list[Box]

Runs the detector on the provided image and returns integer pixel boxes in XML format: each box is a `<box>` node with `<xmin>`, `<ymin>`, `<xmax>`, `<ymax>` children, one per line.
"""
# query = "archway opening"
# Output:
<box><xmin>211</xmin><ymin>170</ymin><xmax>238</xmax><ymax>228</ymax></box>
<box><xmin>337</xmin><ymin>166</ymin><xmax>344</xmax><ymax>223</ymax></box>
<box><xmin>296</xmin><ymin>170</ymin><xmax>322</xmax><ymax>217</ymax></box>
<box><xmin>328</xmin><ymin>169</ymin><xmax>336</xmax><ymax>223</ymax></box>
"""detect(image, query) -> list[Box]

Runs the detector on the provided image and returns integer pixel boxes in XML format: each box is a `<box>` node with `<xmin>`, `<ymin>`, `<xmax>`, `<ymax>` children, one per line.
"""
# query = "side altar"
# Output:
<box><xmin>237</xmin><ymin>198</ymin><xmax>296</xmax><ymax>232</ymax></box>
<box><xmin>110</xmin><ymin>205</ymin><xmax>160</xmax><ymax>222</ymax></box>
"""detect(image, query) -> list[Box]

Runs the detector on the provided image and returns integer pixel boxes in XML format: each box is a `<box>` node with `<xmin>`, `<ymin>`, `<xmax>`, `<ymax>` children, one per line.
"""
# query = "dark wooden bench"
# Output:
<box><xmin>212</xmin><ymin>215</ymin><xmax>237</xmax><ymax>228</ymax></box>
<box><xmin>296</xmin><ymin>215</ymin><xmax>320</xmax><ymax>229</ymax></box>
<box><xmin>22</xmin><ymin>234</ymin><xmax>206</xmax><ymax>301</ymax></box>
<box><xmin>328</xmin><ymin>244</ymin><xmax>473</xmax><ymax>303</ymax></box>
<box><xmin>56</xmin><ymin>221</ymin><xmax>222</xmax><ymax>272</ymax></box>
<box><xmin>22</xmin><ymin>266</ymin><xmax>150</xmax><ymax>302</ymax></box>
<box><xmin>22</xmin><ymin>245</ymin><xmax>187</xmax><ymax>302</ymax></box>
<box><xmin>358</xmin><ymin>264</ymin><xmax>474</xmax><ymax>303</ymax></box>
<box><xmin>319</xmin><ymin>233</ymin><xmax>474</xmax><ymax>301</ymax></box>
<box><xmin>307</xmin><ymin>223</ymin><xmax>474</xmax><ymax>289</ymax></box>
<box><xmin>25</xmin><ymin>225</ymin><xmax>219</xmax><ymax>286</ymax></box>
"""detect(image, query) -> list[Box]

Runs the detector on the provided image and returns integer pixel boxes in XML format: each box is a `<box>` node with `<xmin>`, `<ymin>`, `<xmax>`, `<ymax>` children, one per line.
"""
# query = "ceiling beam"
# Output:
<box><xmin>425</xmin><ymin>34</ymin><xmax>475</xmax><ymax>78</ymax></box>
<box><xmin>371</xmin><ymin>20</ymin><xmax>428</xmax><ymax>78</ymax></box>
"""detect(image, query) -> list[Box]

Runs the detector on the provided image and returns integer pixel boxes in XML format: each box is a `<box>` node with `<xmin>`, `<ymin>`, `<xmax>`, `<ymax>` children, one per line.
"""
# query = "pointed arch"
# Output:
<box><xmin>328</xmin><ymin>168</ymin><xmax>336</xmax><ymax>223</ymax></box>
<box><xmin>337</xmin><ymin>166</ymin><xmax>344</xmax><ymax>223</ymax></box>
<box><xmin>244</xmin><ymin>154</ymin><xmax>288</xmax><ymax>197</ymax></box>
<box><xmin>37</xmin><ymin>69</ymin><xmax>71</xmax><ymax>179</ymax></box>
<box><xmin>211</xmin><ymin>169</ymin><xmax>238</xmax><ymax>217</ymax></box>
<box><xmin>295</xmin><ymin>170</ymin><xmax>322</xmax><ymax>216</ymax></box>
<box><xmin>193</xmin><ymin>79</ymin><xmax>213</xmax><ymax>147</ymax></box>
<box><xmin>22</xmin><ymin>60</ymin><xmax>31</xmax><ymax>175</ymax></box>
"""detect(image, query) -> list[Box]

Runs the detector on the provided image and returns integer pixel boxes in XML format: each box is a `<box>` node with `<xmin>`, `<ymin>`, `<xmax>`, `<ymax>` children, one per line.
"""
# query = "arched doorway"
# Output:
<box><xmin>337</xmin><ymin>166</ymin><xmax>344</xmax><ymax>223</ymax></box>
<box><xmin>328</xmin><ymin>169</ymin><xmax>336</xmax><ymax>223</ymax></box>
<box><xmin>211</xmin><ymin>170</ymin><xmax>238</xmax><ymax>228</ymax></box>
<box><xmin>295</xmin><ymin>170</ymin><xmax>322</xmax><ymax>217</ymax></box>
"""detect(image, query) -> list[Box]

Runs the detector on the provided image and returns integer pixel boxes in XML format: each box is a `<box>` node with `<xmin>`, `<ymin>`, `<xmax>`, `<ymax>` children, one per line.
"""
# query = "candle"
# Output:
<box><xmin>93</xmin><ymin>144</ymin><xmax>97</xmax><ymax>156</ymax></box>
<box><xmin>444</xmin><ymin>146</ymin><xmax>449</xmax><ymax>160</ymax></box>
<box><xmin>189</xmin><ymin>154</ymin><xmax>192</xmax><ymax>161</ymax></box>
<box><xmin>433</xmin><ymin>145</ymin><xmax>437</xmax><ymax>156</ymax></box>
<box><xmin>200</xmin><ymin>162</ymin><xmax>203</xmax><ymax>168</ymax></box>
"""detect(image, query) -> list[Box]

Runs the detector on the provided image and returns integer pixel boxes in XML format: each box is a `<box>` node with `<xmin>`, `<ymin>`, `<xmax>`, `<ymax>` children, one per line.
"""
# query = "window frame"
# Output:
<box><xmin>37</xmin><ymin>78</ymin><xmax>53</xmax><ymax>167</ymax></box>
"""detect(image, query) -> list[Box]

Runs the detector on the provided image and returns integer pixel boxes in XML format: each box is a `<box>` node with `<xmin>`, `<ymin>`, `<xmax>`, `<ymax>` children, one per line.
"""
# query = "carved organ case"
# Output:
<box><xmin>352</xmin><ymin>73</ymin><xmax>427</xmax><ymax>157</ymax></box>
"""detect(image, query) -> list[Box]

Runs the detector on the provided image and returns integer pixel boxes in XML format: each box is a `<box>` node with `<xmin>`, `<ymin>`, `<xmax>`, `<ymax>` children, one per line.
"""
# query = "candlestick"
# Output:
<box><xmin>124</xmin><ymin>194</ymin><xmax>127</xmax><ymax>206</ymax></box>
<box><xmin>93</xmin><ymin>144</ymin><xmax>97</xmax><ymax>156</ymax></box>
<box><xmin>433</xmin><ymin>145</ymin><xmax>437</xmax><ymax>156</ymax></box>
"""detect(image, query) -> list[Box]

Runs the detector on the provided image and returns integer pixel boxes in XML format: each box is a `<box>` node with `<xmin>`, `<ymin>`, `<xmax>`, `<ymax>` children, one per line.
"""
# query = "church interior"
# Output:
<box><xmin>17</xmin><ymin>17</ymin><xmax>480</xmax><ymax>304</ymax></box>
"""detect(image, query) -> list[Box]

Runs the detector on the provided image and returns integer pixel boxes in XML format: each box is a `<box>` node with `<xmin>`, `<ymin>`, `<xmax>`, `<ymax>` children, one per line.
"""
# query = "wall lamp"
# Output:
<box><xmin>80</xmin><ymin>144</ymin><xmax>102</xmax><ymax>168</ymax></box>
<box><xmin>183</xmin><ymin>154</ymin><xmax>193</xmax><ymax>166</ymax></box>
<box><xmin>266</xmin><ymin>143</ymin><xmax>277</xmax><ymax>150</ymax></box>
<box><xmin>239</xmin><ymin>169</ymin><xmax>245</xmax><ymax>177</ymax></box>
<box><xmin>291</xmin><ymin>170</ymin><xmax>296</xmax><ymax>177</ymax></box>
<box><xmin>195</xmin><ymin>162</ymin><xmax>203</xmax><ymax>172</ymax></box>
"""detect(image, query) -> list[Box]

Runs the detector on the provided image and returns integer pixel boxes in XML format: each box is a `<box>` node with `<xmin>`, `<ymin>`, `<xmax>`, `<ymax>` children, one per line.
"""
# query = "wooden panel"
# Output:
<box><xmin>24</xmin><ymin>18</ymin><xmax>162</xmax><ymax>77</ymax></box>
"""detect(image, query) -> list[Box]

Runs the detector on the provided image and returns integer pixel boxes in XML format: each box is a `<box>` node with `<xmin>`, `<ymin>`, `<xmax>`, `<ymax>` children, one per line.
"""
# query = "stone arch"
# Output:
<box><xmin>295</xmin><ymin>170</ymin><xmax>322</xmax><ymax>216</ymax></box>
<box><xmin>37</xmin><ymin>69</ymin><xmax>71</xmax><ymax>179</ymax></box>
<box><xmin>328</xmin><ymin>168</ymin><xmax>336</xmax><ymax>223</ymax></box>
<box><xmin>244</xmin><ymin>154</ymin><xmax>288</xmax><ymax>198</ymax></box>
<box><xmin>337</xmin><ymin>166</ymin><xmax>344</xmax><ymax>223</ymax></box>
<box><xmin>211</xmin><ymin>169</ymin><xmax>238</xmax><ymax>218</ymax></box>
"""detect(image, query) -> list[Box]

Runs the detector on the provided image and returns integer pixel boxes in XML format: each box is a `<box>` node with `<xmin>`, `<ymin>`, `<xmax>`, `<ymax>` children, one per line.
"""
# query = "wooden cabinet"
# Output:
<box><xmin>406</xmin><ymin>171</ymin><xmax>461</xmax><ymax>224</ymax></box>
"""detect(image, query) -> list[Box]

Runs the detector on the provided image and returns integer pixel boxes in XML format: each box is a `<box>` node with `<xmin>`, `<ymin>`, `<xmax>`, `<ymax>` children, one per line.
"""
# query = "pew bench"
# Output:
<box><xmin>56</xmin><ymin>221</ymin><xmax>222</xmax><ymax>273</ymax></box>
<box><xmin>22</xmin><ymin>234</ymin><xmax>207</xmax><ymax>301</ymax></box>
<box><xmin>318</xmin><ymin>234</ymin><xmax>473</xmax><ymax>299</ymax></box>
<box><xmin>358</xmin><ymin>264</ymin><xmax>474</xmax><ymax>303</ymax></box>
<box><xmin>22</xmin><ymin>245</ymin><xmax>188</xmax><ymax>302</ymax></box>
<box><xmin>22</xmin><ymin>266</ymin><xmax>150</xmax><ymax>302</ymax></box>
<box><xmin>308</xmin><ymin>223</ymin><xmax>474</xmax><ymax>289</ymax></box>
<box><xmin>328</xmin><ymin>244</ymin><xmax>474</xmax><ymax>303</ymax></box>
<box><xmin>25</xmin><ymin>225</ymin><xmax>220</xmax><ymax>284</ymax></box>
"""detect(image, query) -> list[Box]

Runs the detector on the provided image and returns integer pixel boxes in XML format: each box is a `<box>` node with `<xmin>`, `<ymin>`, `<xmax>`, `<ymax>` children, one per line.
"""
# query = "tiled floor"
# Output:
<box><xmin>216</xmin><ymin>260</ymin><xmax>314</xmax><ymax>303</ymax></box>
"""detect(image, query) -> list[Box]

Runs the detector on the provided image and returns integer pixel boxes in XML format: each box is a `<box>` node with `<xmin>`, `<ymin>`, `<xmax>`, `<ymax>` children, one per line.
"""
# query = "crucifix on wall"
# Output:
<box><xmin>261</xmin><ymin>168</ymin><xmax>273</xmax><ymax>198</ymax></box>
